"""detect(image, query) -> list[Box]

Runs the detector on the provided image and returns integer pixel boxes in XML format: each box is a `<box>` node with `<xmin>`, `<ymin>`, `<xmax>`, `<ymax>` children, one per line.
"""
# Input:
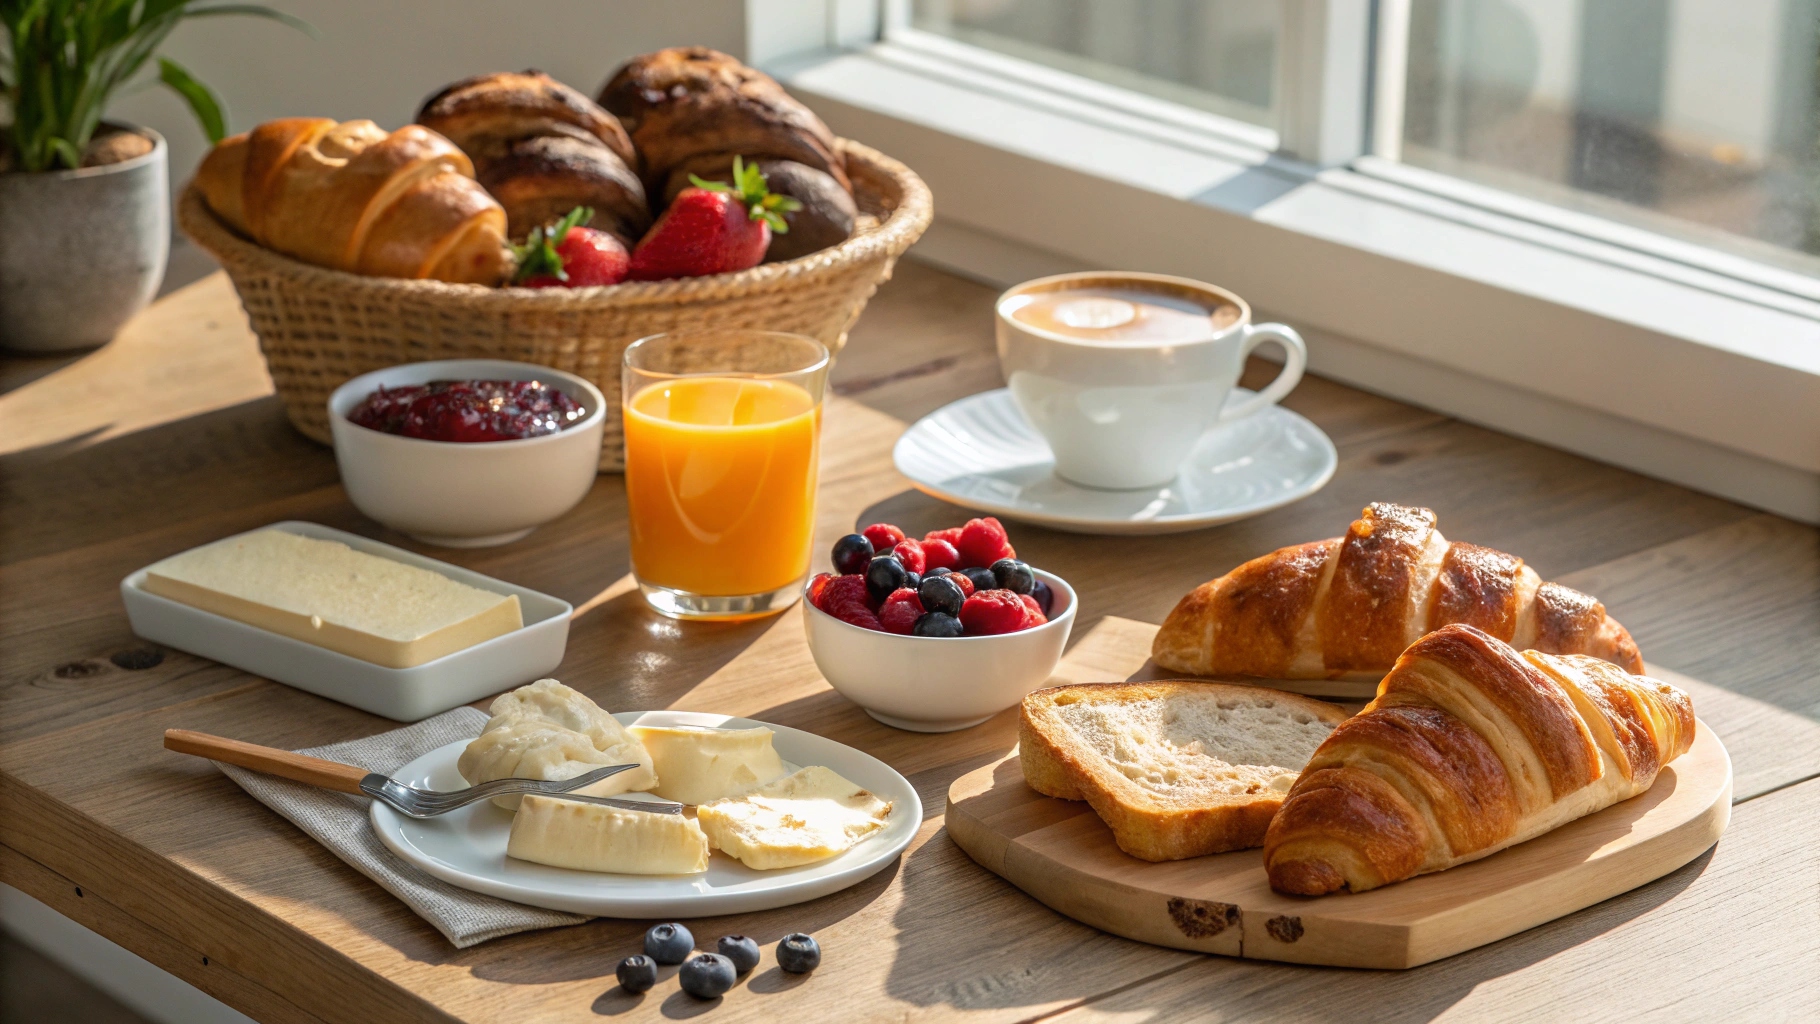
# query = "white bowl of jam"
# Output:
<box><xmin>329</xmin><ymin>359</ymin><xmax>606</xmax><ymax>547</ymax></box>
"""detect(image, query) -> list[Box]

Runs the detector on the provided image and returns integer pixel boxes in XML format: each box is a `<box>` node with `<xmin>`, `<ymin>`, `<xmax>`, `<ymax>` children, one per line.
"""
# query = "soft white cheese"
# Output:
<box><xmin>459</xmin><ymin>679</ymin><xmax>656</xmax><ymax>809</ymax></box>
<box><xmin>628</xmin><ymin>725</ymin><xmax>788</xmax><ymax>806</ymax></box>
<box><xmin>506</xmin><ymin>795</ymin><xmax>709</xmax><ymax>875</ymax></box>
<box><xmin>696</xmin><ymin>765</ymin><xmax>893</xmax><ymax>870</ymax></box>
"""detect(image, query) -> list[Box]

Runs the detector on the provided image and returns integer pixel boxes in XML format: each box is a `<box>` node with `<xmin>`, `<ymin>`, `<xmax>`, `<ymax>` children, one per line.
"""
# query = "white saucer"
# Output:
<box><xmin>893</xmin><ymin>388</ymin><xmax>1336</xmax><ymax>535</ymax></box>
<box><xmin>371</xmin><ymin>710</ymin><xmax>921</xmax><ymax>918</ymax></box>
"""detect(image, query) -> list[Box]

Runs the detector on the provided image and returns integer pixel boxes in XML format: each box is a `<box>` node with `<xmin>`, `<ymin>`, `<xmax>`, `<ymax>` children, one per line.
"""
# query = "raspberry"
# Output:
<box><xmin>891</xmin><ymin>537</ymin><xmax>926</xmax><ymax>574</ymax></box>
<box><xmin>957</xmin><ymin>517</ymin><xmax>1016</xmax><ymax>568</ymax></box>
<box><xmin>960</xmin><ymin>589</ymin><xmax>1029</xmax><ymax>636</ymax></box>
<box><xmin>862</xmin><ymin>523</ymin><xmax>905</xmax><ymax>552</ymax></box>
<box><xmin>808</xmin><ymin>572</ymin><xmax>835</xmax><ymax>610</ymax></box>
<box><xmin>923</xmin><ymin>526</ymin><xmax>965</xmax><ymax>548</ymax></box>
<box><xmin>946</xmin><ymin>570</ymin><xmax>974</xmax><ymax>598</ymax></box>
<box><xmin>1019</xmin><ymin>593</ymin><xmax>1047</xmax><ymax>627</ymax></box>
<box><xmin>921</xmin><ymin>538</ymin><xmax>961</xmax><ymax>571</ymax></box>
<box><xmin>878</xmin><ymin>587</ymin><xmax>925</xmax><ymax>634</ymax></box>
<box><xmin>822</xmin><ymin>574</ymin><xmax>882</xmax><ymax>630</ymax></box>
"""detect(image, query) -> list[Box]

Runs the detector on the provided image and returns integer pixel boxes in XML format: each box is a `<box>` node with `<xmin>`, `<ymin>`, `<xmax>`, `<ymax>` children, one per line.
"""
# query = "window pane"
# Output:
<box><xmin>1402</xmin><ymin>0</ymin><xmax>1820</xmax><ymax>275</ymax></box>
<box><xmin>909</xmin><ymin>0</ymin><xmax>1276</xmax><ymax>127</ymax></box>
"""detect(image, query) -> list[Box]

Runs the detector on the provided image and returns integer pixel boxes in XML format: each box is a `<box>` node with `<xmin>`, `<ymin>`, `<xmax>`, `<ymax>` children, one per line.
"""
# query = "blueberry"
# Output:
<box><xmin>925</xmin><ymin>565</ymin><xmax>954</xmax><ymax>577</ymax></box>
<box><xmin>831</xmin><ymin>533</ymin><xmax>873</xmax><ymax>575</ymax></box>
<box><xmin>678</xmin><ymin>953</ymin><xmax>736</xmax><ymax>999</ymax></box>
<box><xmin>1031</xmin><ymin>578</ymin><xmax>1055</xmax><ymax>616</ymax></box>
<box><xmin>716</xmin><ymin>935</ymin><xmax>761</xmax><ymax>974</ymax></box>
<box><xmin>777</xmin><ymin>932</ymin><xmax>821</xmax><ymax>973</ymax></box>
<box><xmin>918</xmin><ymin>575</ymin><xmax>966</xmax><ymax>617</ymax></box>
<box><xmin>912</xmin><ymin>611</ymin><xmax>964</xmax><ymax>638</ymax></box>
<box><xmin>960</xmin><ymin>566</ymin><xmax>998</xmax><ymax>593</ymax></box>
<box><xmin>990</xmin><ymin>559</ymin><xmax>1036</xmax><ymax>595</ymax></box>
<box><xmin>643</xmin><ymin>922</ymin><xmax>693</xmax><ymax>965</ymax></box>
<box><xmin>616</xmin><ymin>955</ymin><xmax>657</xmax><ymax>993</ymax></box>
<box><xmin>865</xmin><ymin>555</ymin><xmax>909</xmax><ymax>604</ymax></box>
<box><xmin>903</xmin><ymin>570</ymin><xmax>922</xmax><ymax>592</ymax></box>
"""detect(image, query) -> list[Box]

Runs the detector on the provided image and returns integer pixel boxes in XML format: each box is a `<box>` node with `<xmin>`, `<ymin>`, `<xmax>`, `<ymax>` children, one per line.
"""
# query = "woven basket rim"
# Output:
<box><xmin>178</xmin><ymin>138</ymin><xmax>933</xmax><ymax>307</ymax></box>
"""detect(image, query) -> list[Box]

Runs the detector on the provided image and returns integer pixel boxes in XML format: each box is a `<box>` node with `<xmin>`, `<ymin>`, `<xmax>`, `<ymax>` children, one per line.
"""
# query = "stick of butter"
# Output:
<box><xmin>506</xmin><ymin>795</ymin><xmax>710</xmax><ymax>875</ymax></box>
<box><xmin>697</xmin><ymin>766</ymin><xmax>893</xmax><ymax>871</ymax></box>
<box><xmin>141</xmin><ymin>529</ymin><xmax>522</xmax><ymax>668</ymax></box>
<box><xmin>628</xmin><ymin>725</ymin><xmax>787</xmax><ymax>806</ymax></box>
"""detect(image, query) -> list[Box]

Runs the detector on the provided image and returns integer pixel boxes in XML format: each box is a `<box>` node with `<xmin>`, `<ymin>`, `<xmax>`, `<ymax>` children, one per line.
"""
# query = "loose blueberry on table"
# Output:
<box><xmin>808</xmin><ymin>517</ymin><xmax>1053</xmax><ymax>636</ymax></box>
<box><xmin>717</xmin><ymin>934</ymin><xmax>762</xmax><ymax>974</ymax></box>
<box><xmin>616</xmin><ymin>954</ymin><xmax>657</xmax><ymax>994</ymax></box>
<box><xmin>777</xmin><ymin>932</ymin><xmax>822</xmax><ymax>973</ymax></box>
<box><xmin>678</xmin><ymin>953</ymin><xmax>737</xmax><ymax>999</ymax></box>
<box><xmin>643</xmin><ymin>922</ymin><xmax>693</xmax><ymax>964</ymax></box>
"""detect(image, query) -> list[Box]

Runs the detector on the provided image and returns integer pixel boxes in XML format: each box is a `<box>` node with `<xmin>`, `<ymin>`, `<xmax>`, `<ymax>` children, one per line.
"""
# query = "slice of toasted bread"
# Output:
<box><xmin>1020</xmin><ymin>681</ymin><xmax>1350</xmax><ymax>861</ymax></box>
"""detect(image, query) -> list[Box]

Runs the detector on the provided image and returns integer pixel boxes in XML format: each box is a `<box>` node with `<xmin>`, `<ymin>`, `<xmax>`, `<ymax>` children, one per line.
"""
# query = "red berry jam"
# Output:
<box><xmin>347</xmin><ymin>379</ymin><xmax>585</xmax><ymax>442</ymax></box>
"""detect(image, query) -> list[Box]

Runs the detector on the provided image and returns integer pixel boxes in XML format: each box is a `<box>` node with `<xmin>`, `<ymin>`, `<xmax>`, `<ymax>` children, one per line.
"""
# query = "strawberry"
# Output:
<box><xmin>959</xmin><ymin>589</ymin><xmax>1029</xmax><ymax>636</ymax></box>
<box><xmin>511</xmin><ymin>206</ymin><xmax>629</xmax><ymax>288</ymax></box>
<box><xmin>628</xmin><ymin>157</ymin><xmax>802</xmax><ymax>281</ymax></box>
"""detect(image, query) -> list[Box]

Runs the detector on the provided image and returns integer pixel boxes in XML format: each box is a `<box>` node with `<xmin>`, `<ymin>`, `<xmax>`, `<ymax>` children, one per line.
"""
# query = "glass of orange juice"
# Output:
<box><xmin>622</xmin><ymin>329</ymin><xmax>830</xmax><ymax>619</ymax></box>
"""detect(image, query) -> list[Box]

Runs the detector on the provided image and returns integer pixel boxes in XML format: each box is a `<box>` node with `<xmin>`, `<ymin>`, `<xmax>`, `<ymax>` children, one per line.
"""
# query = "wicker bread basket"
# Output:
<box><xmin>179</xmin><ymin>139</ymin><xmax>932</xmax><ymax>470</ymax></box>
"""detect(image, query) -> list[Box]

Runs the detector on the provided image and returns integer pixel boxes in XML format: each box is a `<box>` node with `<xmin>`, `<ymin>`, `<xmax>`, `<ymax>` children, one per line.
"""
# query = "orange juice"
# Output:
<box><xmin>623</xmin><ymin>376</ymin><xmax>821</xmax><ymax>596</ymax></box>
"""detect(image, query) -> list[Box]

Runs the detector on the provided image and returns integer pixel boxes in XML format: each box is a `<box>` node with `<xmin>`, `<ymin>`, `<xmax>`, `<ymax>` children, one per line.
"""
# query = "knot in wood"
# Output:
<box><xmin>1166</xmin><ymin>897</ymin><xmax>1240</xmax><ymax>939</ymax></box>
<box><xmin>1266</xmin><ymin>915</ymin><xmax>1304</xmax><ymax>943</ymax></box>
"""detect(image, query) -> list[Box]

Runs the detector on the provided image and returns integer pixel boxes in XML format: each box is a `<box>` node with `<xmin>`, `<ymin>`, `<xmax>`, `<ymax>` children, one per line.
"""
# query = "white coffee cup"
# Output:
<box><xmin>995</xmin><ymin>272</ymin><xmax>1307</xmax><ymax>490</ymax></box>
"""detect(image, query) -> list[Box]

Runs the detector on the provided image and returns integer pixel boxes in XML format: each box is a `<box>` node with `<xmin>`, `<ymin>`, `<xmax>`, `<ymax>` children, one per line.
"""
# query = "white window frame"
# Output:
<box><xmin>744</xmin><ymin>0</ymin><xmax>1820</xmax><ymax>524</ymax></box>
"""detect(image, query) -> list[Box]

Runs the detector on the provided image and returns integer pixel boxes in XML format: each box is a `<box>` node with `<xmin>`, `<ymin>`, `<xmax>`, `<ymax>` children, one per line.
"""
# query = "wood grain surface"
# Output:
<box><xmin>1</xmin><ymin>262</ymin><xmax>1815</xmax><ymax>1023</ymax></box>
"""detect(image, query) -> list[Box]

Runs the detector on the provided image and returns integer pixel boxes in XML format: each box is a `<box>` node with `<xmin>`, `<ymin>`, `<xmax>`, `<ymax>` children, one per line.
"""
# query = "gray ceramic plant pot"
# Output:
<box><xmin>0</xmin><ymin>124</ymin><xmax>170</xmax><ymax>352</ymax></box>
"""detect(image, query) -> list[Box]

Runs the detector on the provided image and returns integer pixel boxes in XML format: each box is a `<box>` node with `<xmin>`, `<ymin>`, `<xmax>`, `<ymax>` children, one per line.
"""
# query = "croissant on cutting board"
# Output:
<box><xmin>1263</xmin><ymin>623</ymin><xmax>1695</xmax><ymax>895</ymax></box>
<box><xmin>1152</xmin><ymin>503</ymin><xmax>1643</xmax><ymax>682</ymax></box>
<box><xmin>598</xmin><ymin>47</ymin><xmax>857</xmax><ymax>262</ymax></box>
<box><xmin>195</xmin><ymin>118</ymin><xmax>510</xmax><ymax>285</ymax></box>
<box><xmin>416</xmin><ymin>70</ymin><xmax>650</xmax><ymax>246</ymax></box>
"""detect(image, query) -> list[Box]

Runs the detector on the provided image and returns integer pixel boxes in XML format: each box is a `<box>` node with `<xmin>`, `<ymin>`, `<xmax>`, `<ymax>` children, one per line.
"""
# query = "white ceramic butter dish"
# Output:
<box><xmin>120</xmin><ymin>521</ymin><xmax>572</xmax><ymax>721</ymax></box>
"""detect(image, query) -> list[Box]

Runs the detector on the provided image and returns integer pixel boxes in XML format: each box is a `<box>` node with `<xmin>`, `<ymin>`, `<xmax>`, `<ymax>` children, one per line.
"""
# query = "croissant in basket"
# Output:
<box><xmin>1263</xmin><ymin>623</ymin><xmax>1694</xmax><ymax>895</ymax></box>
<box><xmin>416</xmin><ymin>70</ymin><xmax>650</xmax><ymax>246</ymax></box>
<box><xmin>195</xmin><ymin>118</ymin><xmax>511</xmax><ymax>285</ymax></box>
<box><xmin>599</xmin><ymin>47</ymin><xmax>858</xmax><ymax>262</ymax></box>
<box><xmin>1152</xmin><ymin>503</ymin><xmax>1643</xmax><ymax>682</ymax></box>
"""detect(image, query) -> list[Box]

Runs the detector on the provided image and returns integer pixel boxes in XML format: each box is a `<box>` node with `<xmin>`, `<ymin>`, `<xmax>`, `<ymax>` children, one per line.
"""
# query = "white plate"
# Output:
<box><xmin>893</xmin><ymin>388</ymin><xmax>1337</xmax><ymax>535</ymax></box>
<box><xmin>120</xmin><ymin>521</ymin><xmax>571</xmax><ymax>722</ymax></box>
<box><xmin>371</xmin><ymin>711</ymin><xmax>923</xmax><ymax>917</ymax></box>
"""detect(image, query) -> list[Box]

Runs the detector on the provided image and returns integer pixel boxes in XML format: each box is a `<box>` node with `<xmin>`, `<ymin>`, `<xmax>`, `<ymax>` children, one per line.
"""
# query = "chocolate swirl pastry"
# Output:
<box><xmin>598</xmin><ymin>48</ymin><xmax>856</xmax><ymax>262</ymax></box>
<box><xmin>418</xmin><ymin>70</ymin><xmax>650</xmax><ymax>246</ymax></box>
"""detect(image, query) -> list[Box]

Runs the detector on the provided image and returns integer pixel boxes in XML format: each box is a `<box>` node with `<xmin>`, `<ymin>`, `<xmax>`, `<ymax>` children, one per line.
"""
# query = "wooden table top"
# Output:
<box><xmin>2</xmin><ymin>262</ymin><xmax>1816</xmax><ymax>1024</ymax></box>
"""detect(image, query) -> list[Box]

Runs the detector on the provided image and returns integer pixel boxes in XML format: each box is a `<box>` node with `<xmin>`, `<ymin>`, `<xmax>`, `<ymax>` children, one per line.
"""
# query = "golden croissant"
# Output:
<box><xmin>1263</xmin><ymin>623</ymin><xmax>1694</xmax><ymax>895</ymax></box>
<box><xmin>196</xmin><ymin>117</ymin><xmax>510</xmax><ymax>284</ymax></box>
<box><xmin>1152</xmin><ymin>502</ymin><xmax>1643</xmax><ymax>681</ymax></box>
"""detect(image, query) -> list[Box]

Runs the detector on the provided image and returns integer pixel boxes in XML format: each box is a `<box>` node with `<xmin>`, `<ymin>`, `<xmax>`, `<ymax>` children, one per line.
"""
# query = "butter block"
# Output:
<box><xmin>697</xmin><ymin>765</ymin><xmax>893</xmax><ymax>870</ymax></box>
<box><xmin>628</xmin><ymin>725</ymin><xmax>787</xmax><ymax>806</ymax></box>
<box><xmin>141</xmin><ymin>529</ymin><xmax>522</xmax><ymax>668</ymax></box>
<box><xmin>507</xmin><ymin>795</ymin><xmax>710</xmax><ymax>875</ymax></box>
<box><xmin>459</xmin><ymin>679</ymin><xmax>657</xmax><ymax>809</ymax></box>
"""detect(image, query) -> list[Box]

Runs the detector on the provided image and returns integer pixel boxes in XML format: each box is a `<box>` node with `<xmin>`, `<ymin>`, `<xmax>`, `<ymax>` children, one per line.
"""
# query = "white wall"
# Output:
<box><xmin>105</xmin><ymin>1</ymin><xmax>748</xmax><ymax>202</ymax></box>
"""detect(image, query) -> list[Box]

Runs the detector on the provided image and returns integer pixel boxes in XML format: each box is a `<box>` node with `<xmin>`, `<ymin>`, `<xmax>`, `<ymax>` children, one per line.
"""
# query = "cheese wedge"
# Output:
<box><xmin>459</xmin><ymin>679</ymin><xmax>657</xmax><ymax>809</ymax></box>
<box><xmin>628</xmin><ymin>725</ymin><xmax>788</xmax><ymax>806</ymax></box>
<box><xmin>697</xmin><ymin>766</ymin><xmax>893</xmax><ymax>870</ymax></box>
<box><xmin>507</xmin><ymin>795</ymin><xmax>710</xmax><ymax>875</ymax></box>
<box><xmin>142</xmin><ymin>529</ymin><xmax>522</xmax><ymax>668</ymax></box>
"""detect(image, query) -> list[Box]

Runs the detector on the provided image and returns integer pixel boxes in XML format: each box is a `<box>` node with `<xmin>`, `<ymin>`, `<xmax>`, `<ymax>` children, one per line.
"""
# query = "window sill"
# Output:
<box><xmin>772</xmin><ymin>42</ymin><xmax>1820</xmax><ymax>524</ymax></box>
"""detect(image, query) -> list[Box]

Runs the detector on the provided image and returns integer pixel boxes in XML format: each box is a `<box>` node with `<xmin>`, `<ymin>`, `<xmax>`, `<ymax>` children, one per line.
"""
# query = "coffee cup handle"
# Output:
<box><xmin>1218</xmin><ymin>323</ymin><xmax>1307</xmax><ymax>423</ymax></box>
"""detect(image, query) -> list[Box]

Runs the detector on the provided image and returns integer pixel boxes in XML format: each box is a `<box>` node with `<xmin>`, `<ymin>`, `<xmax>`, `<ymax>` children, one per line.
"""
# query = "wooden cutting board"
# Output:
<box><xmin>947</xmin><ymin>618</ymin><xmax>1734</xmax><ymax>970</ymax></box>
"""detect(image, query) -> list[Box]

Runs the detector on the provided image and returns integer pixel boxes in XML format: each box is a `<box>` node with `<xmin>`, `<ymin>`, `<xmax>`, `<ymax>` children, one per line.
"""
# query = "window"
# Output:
<box><xmin>906</xmin><ymin>0</ymin><xmax>1277</xmax><ymax>128</ymax></box>
<box><xmin>1398</xmin><ymin>0</ymin><xmax>1820</xmax><ymax>278</ymax></box>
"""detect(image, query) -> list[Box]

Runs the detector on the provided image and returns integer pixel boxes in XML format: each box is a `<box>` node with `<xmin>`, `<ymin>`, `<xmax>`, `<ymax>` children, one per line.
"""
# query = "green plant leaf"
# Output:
<box><xmin>186</xmin><ymin>4</ymin><xmax>317</xmax><ymax>36</ymax></box>
<box><xmin>158</xmin><ymin>56</ymin><xmax>225</xmax><ymax>142</ymax></box>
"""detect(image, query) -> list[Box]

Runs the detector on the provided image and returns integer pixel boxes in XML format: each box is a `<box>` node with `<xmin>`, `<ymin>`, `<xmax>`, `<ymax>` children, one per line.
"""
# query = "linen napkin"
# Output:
<box><xmin>214</xmin><ymin>706</ymin><xmax>591</xmax><ymax>948</ymax></box>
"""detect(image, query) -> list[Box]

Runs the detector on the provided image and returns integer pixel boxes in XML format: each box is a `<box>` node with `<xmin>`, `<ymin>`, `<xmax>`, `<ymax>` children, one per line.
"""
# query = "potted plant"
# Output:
<box><xmin>0</xmin><ymin>0</ymin><xmax>304</xmax><ymax>352</ymax></box>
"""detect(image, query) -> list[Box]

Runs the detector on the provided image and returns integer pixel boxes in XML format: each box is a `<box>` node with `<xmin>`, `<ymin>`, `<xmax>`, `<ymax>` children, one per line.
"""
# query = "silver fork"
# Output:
<box><xmin>164</xmin><ymin>729</ymin><xmax>683</xmax><ymax>818</ymax></box>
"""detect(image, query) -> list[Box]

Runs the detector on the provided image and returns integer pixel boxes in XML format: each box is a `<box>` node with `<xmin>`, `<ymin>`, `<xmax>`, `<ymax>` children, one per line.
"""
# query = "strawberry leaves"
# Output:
<box><xmin>510</xmin><ymin>205</ymin><xmax>592</xmax><ymax>284</ymax></box>
<box><xmin>689</xmin><ymin>156</ymin><xmax>804</xmax><ymax>233</ymax></box>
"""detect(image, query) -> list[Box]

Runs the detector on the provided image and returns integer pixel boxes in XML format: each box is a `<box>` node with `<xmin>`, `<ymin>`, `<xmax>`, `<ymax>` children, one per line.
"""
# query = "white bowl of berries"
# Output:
<box><xmin>801</xmin><ymin>518</ymin><xmax>1077</xmax><ymax>733</ymax></box>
